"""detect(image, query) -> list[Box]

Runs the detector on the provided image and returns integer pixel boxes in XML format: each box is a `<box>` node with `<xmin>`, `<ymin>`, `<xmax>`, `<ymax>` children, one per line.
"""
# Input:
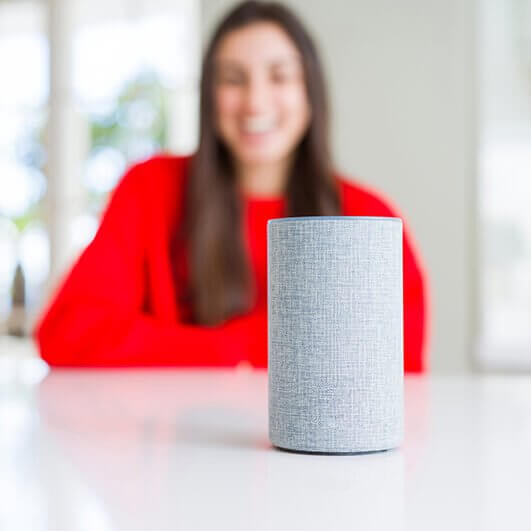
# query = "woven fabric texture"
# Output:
<box><xmin>268</xmin><ymin>217</ymin><xmax>403</xmax><ymax>453</ymax></box>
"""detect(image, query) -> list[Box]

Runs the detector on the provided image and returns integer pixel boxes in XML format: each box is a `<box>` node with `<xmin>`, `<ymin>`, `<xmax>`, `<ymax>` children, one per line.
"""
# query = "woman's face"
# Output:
<box><xmin>214</xmin><ymin>22</ymin><xmax>311</xmax><ymax>168</ymax></box>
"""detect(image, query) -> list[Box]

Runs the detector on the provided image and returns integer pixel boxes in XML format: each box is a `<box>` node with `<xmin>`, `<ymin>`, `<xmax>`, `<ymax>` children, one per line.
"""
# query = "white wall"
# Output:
<box><xmin>202</xmin><ymin>0</ymin><xmax>478</xmax><ymax>373</ymax></box>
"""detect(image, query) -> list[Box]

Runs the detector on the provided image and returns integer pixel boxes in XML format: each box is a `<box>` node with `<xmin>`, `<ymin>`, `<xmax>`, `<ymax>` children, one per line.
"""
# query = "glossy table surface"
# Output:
<box><xmin>1</xmin><ymin>337</ymin><xmax>530</xmax><ymax>530</ymax></box>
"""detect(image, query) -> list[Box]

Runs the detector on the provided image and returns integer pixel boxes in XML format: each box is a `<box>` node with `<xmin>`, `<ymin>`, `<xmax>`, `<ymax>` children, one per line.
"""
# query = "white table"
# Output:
<box><xmin>1</xmin><ymin>337</ymin><xmax>530</xmax><ymax>531</ymax></box>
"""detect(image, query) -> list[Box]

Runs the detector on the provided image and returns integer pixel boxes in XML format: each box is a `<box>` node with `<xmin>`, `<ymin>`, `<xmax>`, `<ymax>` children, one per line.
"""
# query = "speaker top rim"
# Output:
<box><xmin>268</xmin><ymin>216</ymin><xmax>402</xmax><ymax>224</ymax></box>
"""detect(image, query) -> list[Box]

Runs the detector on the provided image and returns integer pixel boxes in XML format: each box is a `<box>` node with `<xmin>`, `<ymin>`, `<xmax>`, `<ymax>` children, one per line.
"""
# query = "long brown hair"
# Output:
<box><xmin>177</xmin><ymin>0</ymin><xmax>341</xmax><ymax>326</ymax></box>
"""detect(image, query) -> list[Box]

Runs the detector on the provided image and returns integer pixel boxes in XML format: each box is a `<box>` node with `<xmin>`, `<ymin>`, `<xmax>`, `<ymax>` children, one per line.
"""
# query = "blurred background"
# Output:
<box><xmin>1</xmin><ymin>0</ymin><xmax>530</xmax><ymax>373</ymax></box>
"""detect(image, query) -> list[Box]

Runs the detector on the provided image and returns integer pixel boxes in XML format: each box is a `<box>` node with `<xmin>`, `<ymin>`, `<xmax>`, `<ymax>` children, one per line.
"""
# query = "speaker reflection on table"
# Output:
<box><xmin>267</xmin><ymin>216</ymin><xmax>404</xmax><ymax>454</ymax></box>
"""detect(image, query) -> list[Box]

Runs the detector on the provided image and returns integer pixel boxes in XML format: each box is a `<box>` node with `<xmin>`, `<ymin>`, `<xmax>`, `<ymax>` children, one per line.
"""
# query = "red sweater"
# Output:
<box><xmin>34</xmin><ymin>154</ymin><xmax>429</xmax><ymax>372</ymax></box>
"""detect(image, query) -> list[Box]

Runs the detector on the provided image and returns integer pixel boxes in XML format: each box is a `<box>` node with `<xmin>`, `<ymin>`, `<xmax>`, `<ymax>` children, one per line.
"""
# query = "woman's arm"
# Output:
<box><xmin>401</xmin><ymin>223</ymin><xmax>429</xmax><ymax>372</ymax></box>
<box><xmin>34</xmin><ymin>161</ymin><xmax>252</xmax><ymax>368</ymax></box>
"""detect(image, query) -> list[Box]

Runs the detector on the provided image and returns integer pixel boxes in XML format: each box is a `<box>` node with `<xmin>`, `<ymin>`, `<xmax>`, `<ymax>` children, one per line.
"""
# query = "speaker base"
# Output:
<box><xmin>271</xmin><ymin>444</ymin><xmax>395</xmax><ymax>456</ymax></box>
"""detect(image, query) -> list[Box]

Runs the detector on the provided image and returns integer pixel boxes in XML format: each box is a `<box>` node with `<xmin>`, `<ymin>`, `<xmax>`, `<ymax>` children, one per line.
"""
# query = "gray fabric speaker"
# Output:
<box><xmin>267</xmin><ymin>216</ymin><xmax>404</xmax><ymax>454</ymax></box>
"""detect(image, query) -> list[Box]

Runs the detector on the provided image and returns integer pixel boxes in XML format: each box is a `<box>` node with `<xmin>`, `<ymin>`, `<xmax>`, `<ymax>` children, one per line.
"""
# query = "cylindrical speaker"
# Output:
<box><xmin>267</xmin><ymin>216</ymin><xmax>403</xmax><ymax>454</ymax></box>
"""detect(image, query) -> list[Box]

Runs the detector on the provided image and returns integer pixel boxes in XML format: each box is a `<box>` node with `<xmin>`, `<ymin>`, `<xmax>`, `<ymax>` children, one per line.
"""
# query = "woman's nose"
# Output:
<box><xmin>242</xmin><ymin>78</ymin><xmax>271</xmax><ymax>113</ymax></box>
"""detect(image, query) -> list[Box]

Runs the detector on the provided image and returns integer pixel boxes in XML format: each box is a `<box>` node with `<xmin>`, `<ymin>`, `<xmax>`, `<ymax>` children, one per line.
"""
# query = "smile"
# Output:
<box><xmin>241</xmin><ymin>116</ymin><xmax>278</xmax><ymax>134</ymax></box>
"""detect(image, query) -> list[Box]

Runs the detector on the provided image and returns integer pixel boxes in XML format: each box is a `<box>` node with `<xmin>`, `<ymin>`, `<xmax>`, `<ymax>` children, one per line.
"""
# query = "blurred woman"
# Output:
<box><xmin>34</xmin><ymin>0</ymin><xmax>429</xmax><ymax>372</ymax></box>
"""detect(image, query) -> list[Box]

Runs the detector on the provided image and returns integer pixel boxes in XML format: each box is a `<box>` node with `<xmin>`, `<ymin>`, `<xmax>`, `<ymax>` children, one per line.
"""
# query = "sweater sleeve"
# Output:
<box><xmin>33</xmin><ymin>161</ymin><xmax>253</xmax><ymax>368</ymax></box>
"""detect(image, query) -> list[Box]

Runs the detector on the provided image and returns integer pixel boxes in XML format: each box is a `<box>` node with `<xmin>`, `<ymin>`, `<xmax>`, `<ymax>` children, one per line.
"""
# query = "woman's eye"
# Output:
<box><xmin>272</xmin><ymin>67</ymin><xmax>301</xmax><ymax>84</ymax></box>
<box><xmin>272</xmin><ymin>71</ymin><xmax>290</xmax><ymax>83</ymax></box>
<box><xmin>222</xmin><ymin>76</ymin><xmax>244</xmax><ymax>85</ymax></box>
<box><xmin>216</xmin><ymin>70</ymin><xmax>244</xmax><ymax>85</ymax></box>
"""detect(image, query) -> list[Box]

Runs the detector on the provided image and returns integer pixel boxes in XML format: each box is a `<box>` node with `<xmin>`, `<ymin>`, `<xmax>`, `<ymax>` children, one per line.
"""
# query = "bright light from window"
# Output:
<box><xmin>69</xmin><ymin>214</ymin><xmax>99</xmax><ymax>250</ymax></box>
<box><xmin>0</xmin><ymin>218</ymin><xmax>18</xmax><ymax>316</ymax></box>
<box><xmin>0</xmin><ymin>33</ymin><xmax>48</xmax><ymax>107</ymax></box>
<box><xmin>479</xmin><ymin>0</ymin><xmax>531</xmax><ymax>368</ymax></box>
<box><xmin>0</xmin><ymin>160</ymin><xmax>46</xmax><ymax>218</ymax></box>
<box><xmin>19</xmin><ymin>223</ymin><xmax>50</xmax><ymax>287</ymax></box>
<box><xmin>82</xmin><ymin>147</ymin><xmax>126</xmax><ymax>195</ymax></box>
<box><xmin>73</xmin><ymin>14</ymin><xmax>193</xmax><ymax>107</ymax></box>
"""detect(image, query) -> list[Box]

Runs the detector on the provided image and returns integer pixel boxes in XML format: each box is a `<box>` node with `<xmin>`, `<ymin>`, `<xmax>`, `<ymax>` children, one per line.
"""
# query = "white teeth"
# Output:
<box><xmin>242</xmin><ymin>116</ymin><xmax>276</xmax><ymax>134</ymax></box>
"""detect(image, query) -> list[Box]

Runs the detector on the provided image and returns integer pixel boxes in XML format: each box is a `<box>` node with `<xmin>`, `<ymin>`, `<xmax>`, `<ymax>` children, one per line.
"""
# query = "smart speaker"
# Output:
<box><xmin>267</xmin><ymin>216</ymin><xmax>403</xmax><ymax>454</ymax></box>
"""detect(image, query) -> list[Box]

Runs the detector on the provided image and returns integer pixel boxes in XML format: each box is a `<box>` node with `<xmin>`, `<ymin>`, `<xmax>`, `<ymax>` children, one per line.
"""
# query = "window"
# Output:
<box><xmin>0</xmin><ymin>0</ymin><xmax>200</xmax><ymax>335</ymax></box>
<box><xmin>0</xmin><ymin>1</ymin><xmax>49</xmax><ymax>330</ymax></box>
<box><xmin>478</xmin><ymin>0</ymin><xmax>531</xmax><ymax>369</ymax></box>
<box><xmin>71</xmin><ymin>0</ymin><xmax>200</xmax><ymax>252</ymax></box>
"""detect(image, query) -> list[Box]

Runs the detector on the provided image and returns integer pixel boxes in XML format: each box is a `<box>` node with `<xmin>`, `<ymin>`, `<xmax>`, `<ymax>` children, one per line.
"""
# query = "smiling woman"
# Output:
<box><xmin>34</xmin><ymin>1</ymin><xmax>429</xmax><ymax>372</ymax></box>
